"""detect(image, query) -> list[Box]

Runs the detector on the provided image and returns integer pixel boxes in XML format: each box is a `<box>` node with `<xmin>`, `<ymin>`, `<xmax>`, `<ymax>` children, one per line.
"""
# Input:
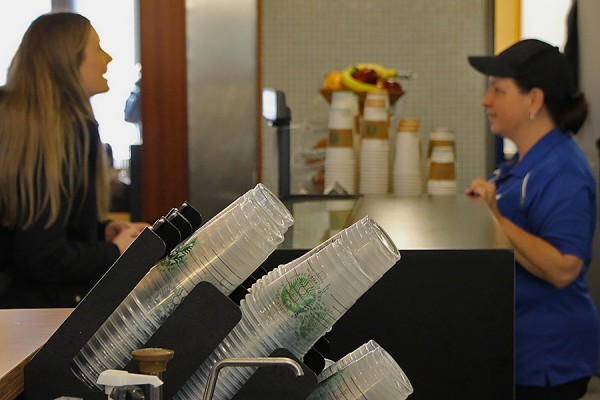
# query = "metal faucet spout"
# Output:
<box><xmin>202</xmin><ymin>357</ymin><xmax>304</xmax><ymax>400</ymax></box>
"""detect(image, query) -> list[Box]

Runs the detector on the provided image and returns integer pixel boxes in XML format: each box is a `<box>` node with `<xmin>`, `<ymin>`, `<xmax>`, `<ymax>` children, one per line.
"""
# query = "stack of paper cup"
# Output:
<box><xmin>324</xmin><ymin>96</ymin><xmax>356</xmax><ymax>195</ymax></box>
<box><xmin>393</xmin><ymin>118</ymin><xmax>422</xmax><ymax>196</ymax></box>
<box><xmin>427</xmin><ymin>127</ymin><xmax>457</xmax><ymax>195</ymax></box>
<box><xmin>71</xmin><ymin>184</ymin><xmax>293</xmax><ymax>390</ymax></box>
<box><xmin>330</xmin><ymin>91</ymin><xmax>359</xmax><ymax>139</ymax></box>
<box><xmin>310</xmin><ymin>340</ymin><xmax>413</xmax><ymax>399</ymax></box>
<box><xmin>359</xmin><ymin>91</ymin><xmax>390</xmax><ymax>194</ymax></box>
<box><xmin>175</xmin><ymin>218</ymin><xmax>400</xmax><ymax>400</ymax></box>
<box><xmin>362</xmin><ymin>90</ymin><xmax>389</xmax><ymax>122</ymax></box>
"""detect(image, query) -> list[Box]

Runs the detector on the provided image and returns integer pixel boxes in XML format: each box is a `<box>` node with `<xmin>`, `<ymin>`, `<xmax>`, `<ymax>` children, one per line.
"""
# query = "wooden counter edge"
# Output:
<box><xmin>0</xmin><ymin>352</ymin><xmax>36</xmax><ymax>400</ymax></box>
<box><xmin>0</xmin><ymin>308</ymin><xmax>72</xmax><ymax>400</ymax></box>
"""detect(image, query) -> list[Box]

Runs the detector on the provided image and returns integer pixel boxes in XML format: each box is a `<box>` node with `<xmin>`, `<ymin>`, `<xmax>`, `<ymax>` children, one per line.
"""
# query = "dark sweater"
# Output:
<box><xmin>0</xmin><ymin>120</ymin><xmax>120</xmax><ymax>308</ymax></box>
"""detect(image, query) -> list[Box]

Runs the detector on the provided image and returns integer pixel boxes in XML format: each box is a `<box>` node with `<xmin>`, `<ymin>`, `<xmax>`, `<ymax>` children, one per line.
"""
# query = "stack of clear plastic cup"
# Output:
<box><xmin>309</xmin><ymin>340</ymin><xmax>413</xmax><ymax>399</ymax></box>
<box><xmin>175</xmin><ymin>222</ymin><xmax>400</xmax><ymax>400</ymax></box>
<box><xmin>317</xmin><ymin>339</ymin><xmax>380</xmax><ymax>382</ymax></box>
<box><xmin>71</xmin><ymin>184</ymin><xmax>293</xmax><ymax>390</ymax></box>
<box><xmin>251</xmin><ymin>216</ymin><xmax>398</xmax><ymax>293</ymax></box>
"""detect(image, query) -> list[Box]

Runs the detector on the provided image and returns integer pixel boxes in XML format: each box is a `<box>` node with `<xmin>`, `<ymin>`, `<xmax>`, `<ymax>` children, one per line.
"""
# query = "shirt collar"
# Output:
<box><xmin>506</xmin><ymin>128</ymin><xmax>569</xmax><ymax>178</ymax></box>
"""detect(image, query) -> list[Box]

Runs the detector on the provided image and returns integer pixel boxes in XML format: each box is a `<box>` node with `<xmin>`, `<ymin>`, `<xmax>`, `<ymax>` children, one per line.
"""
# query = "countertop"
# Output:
<box><xmin>281</xmin><ymin>194</ymin><xmax>512</xmax><ymax>251</ymax></box>
<box><xmin>349</xmin><ymin>194</ymin><xmax>512</xmax><ymax>250</ymax></box>
<box><xmin>0</xmin><ymin>308</ymin><xmax>72</xmax><ymax>400</ymax></box>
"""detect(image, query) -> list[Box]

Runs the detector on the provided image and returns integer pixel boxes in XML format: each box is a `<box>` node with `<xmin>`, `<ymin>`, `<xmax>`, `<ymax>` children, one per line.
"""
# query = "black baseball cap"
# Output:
<box><xmin>468</xmin><ymin>39</ymin><xmax>576</xmax><ymax>103</ymax></box>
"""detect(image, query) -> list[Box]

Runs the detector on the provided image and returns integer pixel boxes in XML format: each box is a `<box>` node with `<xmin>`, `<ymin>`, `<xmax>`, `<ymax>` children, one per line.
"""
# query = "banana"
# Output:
<box><xmin>355</xmin><ymin>63</ymin><xmax>397</xmax><ymax>79</ymax></box>
<box><xmin>341</xmin><ymin>66</ymin><xmax>377</xmax><ymax>92</ymax></box>
<box><xmin>340</xmin><ymin>63</ymin><xmax>398</xmax><ymax>92</ymax></box>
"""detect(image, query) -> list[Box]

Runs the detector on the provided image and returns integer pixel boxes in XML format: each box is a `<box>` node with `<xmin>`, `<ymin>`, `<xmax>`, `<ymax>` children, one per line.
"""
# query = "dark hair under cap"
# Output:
<box><xmin>468</xmin><ymin>39</ymin><xmax>576</xmax><ymax>103</ymax></box>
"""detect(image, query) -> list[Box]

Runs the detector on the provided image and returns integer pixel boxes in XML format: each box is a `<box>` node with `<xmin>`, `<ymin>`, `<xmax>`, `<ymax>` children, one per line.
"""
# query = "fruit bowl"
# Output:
<box><xmin>320</xmin><ymin>63</ymin><xmax>412</xmax><ymax>113</ymax></box>
<box><xmin>319</xmin><ymin>87</ymin><xmax>405</xmax><ymax>113</ymax></box>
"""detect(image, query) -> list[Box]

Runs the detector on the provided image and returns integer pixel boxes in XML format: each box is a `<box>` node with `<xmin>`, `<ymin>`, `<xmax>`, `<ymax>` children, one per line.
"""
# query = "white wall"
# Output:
<box><xmin>578</xmin><ymin>1</ymin><xmax>600</xmax><ymax>355</ymax></box>
<box><xmin>578</xmin><ymin>0</ymin><xmax>600</xmax><ymax>174</ymax></box>
<box><xmin>261</xmin><ymin>0</ymin><xmax>492</xmax><ymax>195</ymax></box>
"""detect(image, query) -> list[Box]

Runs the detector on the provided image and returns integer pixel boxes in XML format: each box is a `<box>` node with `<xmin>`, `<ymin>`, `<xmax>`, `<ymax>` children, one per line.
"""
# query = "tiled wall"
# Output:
<box><xmin>261</xmin><ymin>0</ymin><xmax>493</xmax><ymax>194</ymax></box>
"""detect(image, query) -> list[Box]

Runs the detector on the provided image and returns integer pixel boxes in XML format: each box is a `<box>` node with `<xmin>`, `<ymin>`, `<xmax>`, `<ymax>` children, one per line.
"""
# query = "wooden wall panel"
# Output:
<box><xmin>495</xmin><ymin>0</ymin><xmax>521</xmax><ymax>53</ymax></box>
<box><xmin>139</xmin><ymin>0</ymin><xmax>189</xmax><ymax>222</ymax></box>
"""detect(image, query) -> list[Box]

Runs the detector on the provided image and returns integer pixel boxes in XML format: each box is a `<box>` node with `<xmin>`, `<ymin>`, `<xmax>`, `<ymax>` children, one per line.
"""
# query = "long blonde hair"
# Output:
<box><xmin>0</xmin><ymin>13</ymin><xmax>109</xmax><ymax>229</ymax></box>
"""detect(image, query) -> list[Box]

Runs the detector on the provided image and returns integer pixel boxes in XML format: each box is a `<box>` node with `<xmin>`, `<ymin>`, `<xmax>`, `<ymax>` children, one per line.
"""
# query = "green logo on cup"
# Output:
<box><xmin>366</xmin><ymin>124</ymin><xmax>377</xmax><ymax>137</ymax></box>
<box><xmin>330</xmin><ymin>131</ymin><xmax>339</xmax><ymax>145</ymax></box>
<box><xmin>280</xmin><ymin>275</ymin><xmax>319</xmax><ymax>314</ymax></box>
<box><xmin>299</xmin><ymin>309</ymin><xmax>327</xmax><ymax>338</ymax></box>
<box><xmin>159</xmin><ymin>237</ymin><xmax>197</xmax><ymax>272</ymax></box>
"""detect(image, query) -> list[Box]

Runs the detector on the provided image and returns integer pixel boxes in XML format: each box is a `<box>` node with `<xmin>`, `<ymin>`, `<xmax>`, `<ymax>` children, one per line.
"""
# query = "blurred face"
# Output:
<box><xmin>481</xmin><ymin>77</ymin><xmax>532</xmax><ymax>138</ymax></box>
<box><xmin>79</xmin><ymin>27</ymin><xmax>112</xmax><ymax>97</ymax></box>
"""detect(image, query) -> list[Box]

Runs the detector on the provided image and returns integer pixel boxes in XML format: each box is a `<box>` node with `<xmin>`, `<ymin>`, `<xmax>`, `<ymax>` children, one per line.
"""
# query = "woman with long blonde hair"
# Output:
<box><xmin>0</xmin><ymin>13</ymin><xmax>146</xmax><ymax>308</ymax></box>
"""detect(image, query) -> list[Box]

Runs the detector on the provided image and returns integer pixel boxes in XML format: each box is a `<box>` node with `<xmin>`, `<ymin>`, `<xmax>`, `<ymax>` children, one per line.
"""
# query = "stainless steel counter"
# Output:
<box><xmin>281</xmin><ymin>194</ymin><xmax>512</xmax><ymax>251</ymax></box>
<box><xmin>349</xmin><ymin>194</ymin><xmax>512</xmax><ymax>250</ymax></box>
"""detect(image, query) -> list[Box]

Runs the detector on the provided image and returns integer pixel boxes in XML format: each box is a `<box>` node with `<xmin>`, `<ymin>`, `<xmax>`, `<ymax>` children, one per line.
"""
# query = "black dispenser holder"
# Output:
<box><xmin>262</xmin><ymin>87</ymin><xmax>292</xmax><ymax>200</ymax></box>
<box><xmin>24</xmin><ymin>202</ymin><xmax>316</xmax><ymax>400</ymax></box>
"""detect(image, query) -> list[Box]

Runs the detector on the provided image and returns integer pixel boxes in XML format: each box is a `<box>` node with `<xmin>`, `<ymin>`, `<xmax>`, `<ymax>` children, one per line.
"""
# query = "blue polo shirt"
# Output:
<box><xmin>493</xmin><ymin>128</ymin><xmax>599</xmax><ymax>387</ymax></box>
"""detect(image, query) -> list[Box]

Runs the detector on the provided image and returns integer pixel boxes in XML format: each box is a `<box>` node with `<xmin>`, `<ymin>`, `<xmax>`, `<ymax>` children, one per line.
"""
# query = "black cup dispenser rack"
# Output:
<box><xmin>24</xmin><ymin>202</ymin><xmax>317</xmax><ymax>400</ymax></box>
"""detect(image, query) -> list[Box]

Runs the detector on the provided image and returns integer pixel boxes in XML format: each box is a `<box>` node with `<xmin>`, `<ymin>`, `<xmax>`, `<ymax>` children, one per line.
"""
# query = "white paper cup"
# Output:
<box><xmin>331</xmin><ymin>91</ymin><xmax>358</xmax><ymax>112</ymax></box>
<box><xmin>328</xmin><ymin>107</ymin><xmax>354</xmax><ymax>130</ymax></box>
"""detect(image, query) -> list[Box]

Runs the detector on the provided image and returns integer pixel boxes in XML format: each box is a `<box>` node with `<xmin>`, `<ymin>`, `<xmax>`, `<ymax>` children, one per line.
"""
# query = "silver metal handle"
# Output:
<box><xmin>202</xmin><ymin>357</ymin><xmax>304</xmax><ymax>400</ymax></box>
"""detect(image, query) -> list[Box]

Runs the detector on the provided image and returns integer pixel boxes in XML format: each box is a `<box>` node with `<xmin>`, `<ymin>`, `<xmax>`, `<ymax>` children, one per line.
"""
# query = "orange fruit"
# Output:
<box><xmin>323</xmin><ymin>71</ymin><xmax>343</xmax><ymax>90</ymax></box>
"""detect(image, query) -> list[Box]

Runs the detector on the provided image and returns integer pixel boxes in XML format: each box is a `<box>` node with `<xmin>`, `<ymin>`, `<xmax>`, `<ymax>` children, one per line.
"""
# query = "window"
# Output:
<box><xmin>0</xmin><ymin>2</ymin><xmax>51</xmax><ymax>85</ymax></box>
<box><xmin>521</xmin><ymin>0</ymin><xmax>572</xmax><ymax>51</ymax></box>
<box><xmin>75</xmin><ymin>0</ymin><xmax>140</xmax><ymax>168</ymax></box>
<box><xmin>501</xmin><ymin>0</ymin><xmax>573</xmax><ymax>160</ymax></box>
<box><xmin>0</xmin><ymin>1</ymin><xmax>139</xmax><ymax>169</ymax></box>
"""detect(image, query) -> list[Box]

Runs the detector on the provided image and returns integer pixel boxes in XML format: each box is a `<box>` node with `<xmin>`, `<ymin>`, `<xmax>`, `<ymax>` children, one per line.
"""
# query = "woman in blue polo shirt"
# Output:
<box><xmin>465</xmin><ymin>39</ymin><xmax>599</xmax><ymax>399</ymax></box>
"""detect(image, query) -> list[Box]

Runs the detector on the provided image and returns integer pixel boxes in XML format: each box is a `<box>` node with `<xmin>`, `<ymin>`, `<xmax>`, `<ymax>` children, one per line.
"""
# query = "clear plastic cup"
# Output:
<box><xmin>318</xmin><ymin>339</ymin><xmax>380</xmax><ymax>382</ymax></box>
<box><xmin>71</xmin><ymin>184</ymin><xmax>293</xmax><ymax>390</ymax></box>
<box><xmin>309</xmin><ymin>343</ymin><xmax>413</xmax><ymax>400</ymax></box>
<box><xmin>244</xmin><ymin>183</ymin><xmax>294</xmax><ymax>231</ymax></box>
<box><xmin>251</xmin><ymin>216</ymin><xmax>399</xmax><ymax>294</ymax></box>
<box><xmin>175</xmin><ymin>231</ymin><xmax>400</xmax><ymax>400</ymax></box>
